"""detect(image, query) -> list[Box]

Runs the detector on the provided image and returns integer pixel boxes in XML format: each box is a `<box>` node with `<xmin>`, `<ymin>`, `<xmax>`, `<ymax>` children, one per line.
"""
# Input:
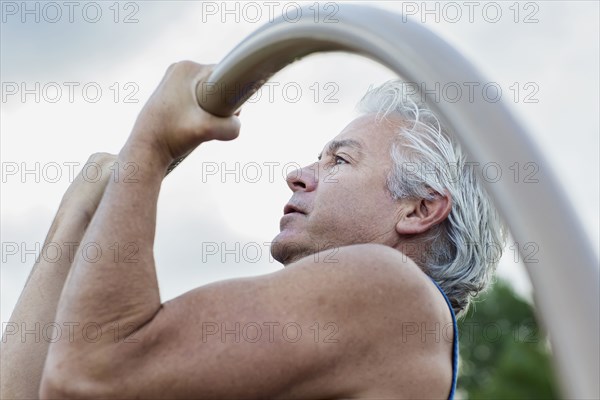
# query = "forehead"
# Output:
<box><xmin>331</xmin><ymin>113</ymin><xmax>403</xmax><ymax>155</ymax></box>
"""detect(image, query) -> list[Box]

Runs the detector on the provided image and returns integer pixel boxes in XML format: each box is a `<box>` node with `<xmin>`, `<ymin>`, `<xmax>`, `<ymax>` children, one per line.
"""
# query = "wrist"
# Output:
<box><xmin>121</xmin><ymin>135</ymin><xmax>173</xmax><ymax>176</ymax></box>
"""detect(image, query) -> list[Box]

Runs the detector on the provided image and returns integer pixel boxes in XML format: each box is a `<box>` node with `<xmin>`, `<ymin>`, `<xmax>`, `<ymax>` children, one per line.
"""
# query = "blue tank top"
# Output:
<box><xmin>430</xmin><ymin>279</ymin><xmax>459</xmax><ymax>400</ymax></box>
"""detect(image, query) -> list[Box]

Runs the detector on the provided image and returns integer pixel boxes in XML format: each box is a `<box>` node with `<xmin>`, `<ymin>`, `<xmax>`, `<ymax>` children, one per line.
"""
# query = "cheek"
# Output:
<box><xmin>310</xmin><ymin>167</ymin><xmax>396</xmax><ymax>223</ymax></box>
<box><xmin>311</xmin><ymin>185</ymin><xmax>392</xmax><ymax>230</ymax></box>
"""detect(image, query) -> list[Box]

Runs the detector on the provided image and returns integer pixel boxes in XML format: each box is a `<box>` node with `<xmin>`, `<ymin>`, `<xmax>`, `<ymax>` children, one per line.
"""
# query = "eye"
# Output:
<box><xmin>334</xmin><ymin>155</ymin><xmax>349</xmax><ymax>165</ymax></box>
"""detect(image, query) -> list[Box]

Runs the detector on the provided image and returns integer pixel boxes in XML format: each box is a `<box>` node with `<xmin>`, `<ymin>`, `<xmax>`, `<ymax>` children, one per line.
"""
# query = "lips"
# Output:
<box><xmin>283</xmin><ymin>203</ymin><xmax>306</xmax><ymax>215</ymax></box>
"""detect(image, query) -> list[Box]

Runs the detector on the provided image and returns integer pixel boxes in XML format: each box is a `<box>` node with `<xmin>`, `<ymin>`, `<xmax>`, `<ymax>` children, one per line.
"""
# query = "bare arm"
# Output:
<box><xmin>1</xmin><ymin>153</ymin><xmax>116</xmax><ymax>399</ymax></box>
<box><xmin>39</xmin><ymin>62</ymin><xmax>450</xmax><ymax>399</ymax></box>
<box><xmin>40</xmin><ymin>61</ymin><xmax>242</xmax><ymax>396</ymax></box>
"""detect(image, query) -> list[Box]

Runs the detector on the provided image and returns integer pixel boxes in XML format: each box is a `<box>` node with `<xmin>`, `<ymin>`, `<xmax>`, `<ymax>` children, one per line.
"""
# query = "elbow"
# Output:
<box><xmin>39</xmin><ymin>365</ymin><xmax>110</xmax><ymax>399</ymax></box>
<box><xmin>39</xmin><ymin>370</ymin><xmax>86</xmax><ymax>400</ymax></box>
<box><xmin>39</xmin><ymin>370</ymin><xmax>74</xmax><ymax>399</ymax></box>
<box><xmin>39</xmin><ymin>372</ymin><xmax>68</xmax><ymax>399</ymax></box>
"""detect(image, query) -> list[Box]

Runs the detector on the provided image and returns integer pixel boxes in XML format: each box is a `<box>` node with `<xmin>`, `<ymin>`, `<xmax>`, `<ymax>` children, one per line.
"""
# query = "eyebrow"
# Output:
<box><xmin>318</xmin><ymin>139</ymin><xmax>364</xmax><ymax>160</ymax></box>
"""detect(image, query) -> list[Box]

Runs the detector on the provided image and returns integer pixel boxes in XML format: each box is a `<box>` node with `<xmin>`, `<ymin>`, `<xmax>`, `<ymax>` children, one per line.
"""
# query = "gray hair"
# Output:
<box><xmin>357</xmin><ymin>80</ymin><xmax>507</xmax><ymax>316</ymax></box>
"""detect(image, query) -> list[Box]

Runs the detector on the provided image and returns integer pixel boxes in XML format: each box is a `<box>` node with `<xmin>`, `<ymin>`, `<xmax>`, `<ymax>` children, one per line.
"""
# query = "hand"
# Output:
<box><xmin>128</xmin><ymin>61</ymin><xmax>241</xmax><ymax>164</ymax></box>
<box><xmin>60</xmin><ymin>152</ymin><xmax>117</xmax><ymax>218</ymax></box>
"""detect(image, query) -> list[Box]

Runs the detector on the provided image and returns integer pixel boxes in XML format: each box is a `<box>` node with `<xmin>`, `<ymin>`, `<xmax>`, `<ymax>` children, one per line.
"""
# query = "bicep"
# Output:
<box><xmin>115</xmin><ymin>244</ymin><xmax>424</xmax><ymax>398</ymax></box>
<box><xmin>117</xmin><ymin>274</ymin><xmax>354</xmax><ymax>398</ymax></box>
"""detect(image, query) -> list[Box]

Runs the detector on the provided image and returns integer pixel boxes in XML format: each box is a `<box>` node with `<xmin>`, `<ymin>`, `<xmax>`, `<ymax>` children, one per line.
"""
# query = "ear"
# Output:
<box><xmin>395</xmin><ymin>190</ymin><xmax>452</xmax><ymax>235</ymax></box>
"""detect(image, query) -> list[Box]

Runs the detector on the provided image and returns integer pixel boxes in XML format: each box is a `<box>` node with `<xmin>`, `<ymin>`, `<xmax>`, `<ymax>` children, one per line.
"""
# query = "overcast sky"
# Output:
<box><xmin>1</xmin><ymin>1</ymin><xmax>598</xmax><ymax>327</ymax></box>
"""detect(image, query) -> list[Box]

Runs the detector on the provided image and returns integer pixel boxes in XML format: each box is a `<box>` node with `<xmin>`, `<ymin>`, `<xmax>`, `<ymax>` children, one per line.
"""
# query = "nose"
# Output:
<box><xmin>286</xmin><ymin>163</ymin><xmax>318</xmax><ymax>192</ymax></box>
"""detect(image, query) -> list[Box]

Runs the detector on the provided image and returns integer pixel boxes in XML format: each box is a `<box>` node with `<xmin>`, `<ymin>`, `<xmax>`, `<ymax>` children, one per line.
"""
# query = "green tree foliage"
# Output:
<box><xmin>456</xmin><ymin>279</ymin><xmax>560</xmax><ymax>399</ymax></box>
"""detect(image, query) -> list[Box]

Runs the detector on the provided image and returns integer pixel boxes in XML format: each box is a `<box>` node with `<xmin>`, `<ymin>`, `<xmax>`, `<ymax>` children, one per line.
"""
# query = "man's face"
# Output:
<box><xmin>271</xmin><ymin>114</ymin><xmax>407</xmax><ymax>264</ymax></box>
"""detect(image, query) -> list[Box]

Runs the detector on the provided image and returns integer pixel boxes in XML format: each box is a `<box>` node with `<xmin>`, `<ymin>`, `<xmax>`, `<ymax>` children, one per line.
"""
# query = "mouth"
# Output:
<box><xmin>283</xmin><ymin>204</ymin><xmax>306</xmax><ymax>215</ymax></box>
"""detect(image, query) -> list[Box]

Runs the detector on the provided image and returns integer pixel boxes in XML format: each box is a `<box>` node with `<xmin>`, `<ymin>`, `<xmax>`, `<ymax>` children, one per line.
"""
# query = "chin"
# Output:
<box><xmin>271</xmin><ymin>231</ymin><xmax>309</xmax><ymax>265</ymax></box>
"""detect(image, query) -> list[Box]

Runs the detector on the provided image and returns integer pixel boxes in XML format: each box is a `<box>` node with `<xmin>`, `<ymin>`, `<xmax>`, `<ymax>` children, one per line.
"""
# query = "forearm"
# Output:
<box><xmin>50</xmin><ymin>139</ymin><xmax>169</xmax><ymax>346</ymax></box>
<box><xmin>1</xmin><ymin>200</ymin><xmax>92</xmax><ymax>399</ymax></box>
<box><xmin>40</xmin><ymin>61</ymin><xmax>240</xmax><ymax>398</ymax></box>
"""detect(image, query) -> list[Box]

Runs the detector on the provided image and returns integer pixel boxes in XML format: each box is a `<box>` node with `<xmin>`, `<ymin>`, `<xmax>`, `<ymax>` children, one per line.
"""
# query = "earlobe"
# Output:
<box><xmin>395</xmin><ymin>191</ymin><xmax>452</xmax><ymax>235</ymax></box>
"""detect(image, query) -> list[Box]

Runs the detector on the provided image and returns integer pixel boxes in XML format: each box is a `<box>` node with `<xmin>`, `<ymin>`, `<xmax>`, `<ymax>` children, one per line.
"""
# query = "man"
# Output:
<box><xmin>2</xmin><ymin>62</ymin><xmax>505</xmax><ymax>399</ymax></box>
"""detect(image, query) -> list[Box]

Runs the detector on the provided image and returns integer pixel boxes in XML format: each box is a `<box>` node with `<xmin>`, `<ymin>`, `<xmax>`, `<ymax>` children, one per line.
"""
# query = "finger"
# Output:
<box><xmin>202</xmin><ymin>114</ymin><xmax>241</xmax><ymax>142</ymax></box>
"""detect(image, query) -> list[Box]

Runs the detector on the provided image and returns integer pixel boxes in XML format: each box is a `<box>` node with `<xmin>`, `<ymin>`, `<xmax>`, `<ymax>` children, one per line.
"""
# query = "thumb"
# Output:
<box><xmin>203</xmin><ymin>113</ymin><xmax>241</xmax><ymax>142</ymax></box>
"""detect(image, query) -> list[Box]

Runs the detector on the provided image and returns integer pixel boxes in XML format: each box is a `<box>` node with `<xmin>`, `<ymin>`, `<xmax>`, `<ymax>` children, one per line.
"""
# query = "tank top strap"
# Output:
<box><xmin>429</xmin><ymin>278</ymin><xmax>459</xmax><ymax>400</ymax></box>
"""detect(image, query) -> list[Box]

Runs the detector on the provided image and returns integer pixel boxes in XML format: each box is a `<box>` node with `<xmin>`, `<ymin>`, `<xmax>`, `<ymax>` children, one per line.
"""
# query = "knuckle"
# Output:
<box><xmin>178</xmin><ymin>60</ymin><xmax>197</xmax><ymax>69</ymax></box>
<box><xmin>166</xmin><ymin>61</ymin><xmax>214</xmax><ymax>82</ymax></box>
<box><xmin>168</xmin><ymin>60</ymin><xmax>199</xmax><ymax>74</ymax></box>
<box><xmin>88</xmin><ymin>152</ymin><xmax>116</xmax><ymax>165</ymax></box>
<box><xmin>166</xmin><ymin>62</ymin><xmax>179</xmax><ymax>74</ymax></box>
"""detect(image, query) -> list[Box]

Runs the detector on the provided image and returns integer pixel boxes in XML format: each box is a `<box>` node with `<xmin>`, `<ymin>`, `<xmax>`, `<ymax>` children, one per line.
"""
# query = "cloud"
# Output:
<box><xmin>0</xmin><ymin>2</ymin><xmax>194</xmax><ymax>81</ymax></box>
<box><xmin>2</xmin><ymin>1</ymin><xmax>598</xmax><ymax>327</ymax></box>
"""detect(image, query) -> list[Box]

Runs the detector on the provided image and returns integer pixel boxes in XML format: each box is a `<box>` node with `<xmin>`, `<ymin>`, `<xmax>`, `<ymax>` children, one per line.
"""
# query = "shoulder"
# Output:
<box><xmin>279</xmin><ymin>244</ymin><xmax>455</xmax><ymax>397</ymax></box>
<box><xmin>280</xmin><ymin>243</ymin><xmax>443</xmax><ymax>314</ymax></box>
<box><xmin>272</xmin><ymin>243</ymin><xmax>452</xmax><ymax>339</ymax></box>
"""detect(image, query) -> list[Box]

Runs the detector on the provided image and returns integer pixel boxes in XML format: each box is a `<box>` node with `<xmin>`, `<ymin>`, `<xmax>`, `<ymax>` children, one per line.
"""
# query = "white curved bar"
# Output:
<box><xmin>190</xmin><ymin>5</ymin><xmax>599</xmax><ymax>398</ymax></box>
